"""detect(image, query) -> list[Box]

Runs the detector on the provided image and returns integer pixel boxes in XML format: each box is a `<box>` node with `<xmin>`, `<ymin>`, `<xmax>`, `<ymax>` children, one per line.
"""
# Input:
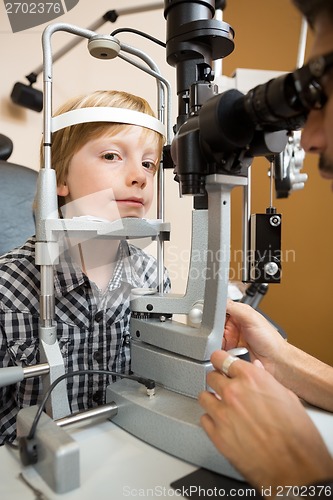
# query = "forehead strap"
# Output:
<box><xmin>51</xmin><ymin>107</ymin><xmax>165</xmax><ymax>138</ymax></box>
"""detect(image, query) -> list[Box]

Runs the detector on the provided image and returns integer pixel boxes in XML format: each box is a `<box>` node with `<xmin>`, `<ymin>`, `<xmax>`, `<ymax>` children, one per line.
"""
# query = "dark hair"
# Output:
<box><xmin>292</xmin><ymin>0</ymin><xmax>333</xmax><ymax>26</ymax></box>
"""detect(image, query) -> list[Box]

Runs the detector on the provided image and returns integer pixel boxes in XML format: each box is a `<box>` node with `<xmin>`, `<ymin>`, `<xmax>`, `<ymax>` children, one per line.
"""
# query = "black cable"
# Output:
<box><xmin>5</xmin><ymin>440</ymin><xmax>19</xmax><ymax>450</ymax></box>
<box><xmin>110</xmin><ymin>27</ymin><xmax>166</xmax><ymax>48</ymax></box>
<box><xmin>27</xmin><ymin>369</ymin><xmax>155</xmax><ymax>441</ymax></box>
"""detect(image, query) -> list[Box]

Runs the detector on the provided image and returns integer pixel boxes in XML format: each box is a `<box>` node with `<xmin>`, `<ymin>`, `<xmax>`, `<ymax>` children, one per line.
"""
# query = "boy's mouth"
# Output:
<box><xmin>116</xmin><ymin>197</ymin><xmax>144</xmax><ymax>207</ymax></box>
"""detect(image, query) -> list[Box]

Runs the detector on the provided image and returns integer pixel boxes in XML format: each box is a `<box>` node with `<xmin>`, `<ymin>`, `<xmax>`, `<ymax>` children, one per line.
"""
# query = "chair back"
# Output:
<box><xmin>0</xmin><ymin>159</ymin><xmax>38</xmax><ymax>255</ymax></box>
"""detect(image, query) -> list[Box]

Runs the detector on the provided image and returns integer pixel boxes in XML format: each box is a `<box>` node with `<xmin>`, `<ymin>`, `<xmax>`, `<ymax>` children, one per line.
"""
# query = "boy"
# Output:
<box><xmin>0</xmin><ymin>90</ymin><xmax>170</xmax><ymax>444</ymax></box>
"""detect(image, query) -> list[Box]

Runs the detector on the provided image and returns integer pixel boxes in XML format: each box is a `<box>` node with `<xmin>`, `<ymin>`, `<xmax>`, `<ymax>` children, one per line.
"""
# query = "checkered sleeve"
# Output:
<box><xmin>0</xmin><ymin>324</ymin><xmax>23</xmax><ymax>445</ymax></box>
<box><xmin>0</xmin><ymin>240</ymin><xmax>42</xmax><ymax>444</ymax></box>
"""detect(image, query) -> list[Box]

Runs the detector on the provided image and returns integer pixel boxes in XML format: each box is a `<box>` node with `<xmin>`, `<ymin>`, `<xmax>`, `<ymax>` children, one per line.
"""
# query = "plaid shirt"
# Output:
<box><xmin>0</xmin><ymin>236</ymin><xmax>170</xmax><ymax>444</ymax></box>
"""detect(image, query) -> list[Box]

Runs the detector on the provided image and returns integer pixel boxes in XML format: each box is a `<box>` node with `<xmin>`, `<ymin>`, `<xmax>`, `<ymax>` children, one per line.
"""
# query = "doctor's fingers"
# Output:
<box><xmin>205</xmin><ymin>369</ymin><xmax>233</xmax><ymax>398</ymax></box>
<box><xmin>198</xmin><ymin>388</ymin><xmax>227</xmax><ymax>420</ymax></box>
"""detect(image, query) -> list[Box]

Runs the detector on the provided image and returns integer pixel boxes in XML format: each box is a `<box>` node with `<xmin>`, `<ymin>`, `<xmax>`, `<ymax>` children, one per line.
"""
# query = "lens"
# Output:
<box><xmin>300</xmin><ymin>80</ymin><xmax>327</xmax><ymax>110</ymax></box>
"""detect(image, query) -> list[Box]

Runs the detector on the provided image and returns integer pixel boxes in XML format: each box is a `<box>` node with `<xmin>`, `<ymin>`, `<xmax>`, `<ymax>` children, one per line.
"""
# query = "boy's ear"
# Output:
<box><xmin>57</xmin><ymin>182</ymin><xmax>69</xmax><ymax>197</ymax></box>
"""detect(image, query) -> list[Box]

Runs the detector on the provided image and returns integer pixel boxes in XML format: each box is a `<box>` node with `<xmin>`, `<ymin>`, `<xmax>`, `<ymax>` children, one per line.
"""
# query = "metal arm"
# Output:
<box><xmin>10</xmin><ymin>2</ymin><xmax>164</xmax><ymax>112</ymax></box>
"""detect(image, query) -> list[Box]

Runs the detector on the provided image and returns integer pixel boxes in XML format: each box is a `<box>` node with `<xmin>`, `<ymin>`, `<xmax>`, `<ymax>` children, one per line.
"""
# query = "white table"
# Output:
<box><xmin>0</xmin><ymin>419</ymin><xmax>197</xmax><ymax>499</ymax></box>
<box><xmin>1</xmin><ymin>404</ymin><xmax>332</xmax><ymax>499</ymax></box>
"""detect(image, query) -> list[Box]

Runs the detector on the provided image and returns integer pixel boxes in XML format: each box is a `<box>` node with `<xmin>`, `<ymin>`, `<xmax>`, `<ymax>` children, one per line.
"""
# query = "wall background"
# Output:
<box><xmin>0</xmin><ymin>0</ymin><xmax>332</xmax><ymax>365</ymax></box>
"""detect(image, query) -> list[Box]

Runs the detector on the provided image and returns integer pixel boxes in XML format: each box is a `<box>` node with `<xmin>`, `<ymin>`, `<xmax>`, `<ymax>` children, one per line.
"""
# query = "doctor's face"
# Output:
<box><xmin>57</xmin><ymin>125</ymin><xmax>160</xmax><ymax>221</ymax></box>
<box><xmin>300</xmin><ymin>15</ymin><xmax>333</xmax><ymax>182</ymax></box>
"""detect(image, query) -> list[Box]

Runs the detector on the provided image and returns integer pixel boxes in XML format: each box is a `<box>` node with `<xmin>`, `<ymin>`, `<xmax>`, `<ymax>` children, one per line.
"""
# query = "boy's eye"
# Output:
<box><xmin>142</xmin><ymin>161</ymin><xmax>157</xmax><ymax>173</ymax></box>
<box><xmin>102</xmin><ymin>152</ymin><xmax>121</xmax><ymax>161</ymax></box>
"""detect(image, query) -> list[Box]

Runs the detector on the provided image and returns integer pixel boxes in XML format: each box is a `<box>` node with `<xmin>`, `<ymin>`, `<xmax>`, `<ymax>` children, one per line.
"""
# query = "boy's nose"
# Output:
<box><xmin>126</xmin><ymin>160</ymin><xmax>147</xmax><ymax>187</ymax></box>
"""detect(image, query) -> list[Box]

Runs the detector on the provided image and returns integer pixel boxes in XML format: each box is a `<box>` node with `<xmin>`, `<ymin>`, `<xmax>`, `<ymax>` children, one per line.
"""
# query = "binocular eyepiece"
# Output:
<box><xmin>164</xmin><ymin>0</ymin><xmax>317</xmax><ymax>196</ymax></box>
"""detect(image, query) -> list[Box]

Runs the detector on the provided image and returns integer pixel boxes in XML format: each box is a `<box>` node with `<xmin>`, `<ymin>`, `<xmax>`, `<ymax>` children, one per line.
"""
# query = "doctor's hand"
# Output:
<box><xmin>198</xmin><ymin>350</ymin><xmax>333</xmax><ymax>494</ymax></box>
<box><xmin>223</xmin><ymin>300</ymin><xmax>287</xmax><ymax>377</ymax></box>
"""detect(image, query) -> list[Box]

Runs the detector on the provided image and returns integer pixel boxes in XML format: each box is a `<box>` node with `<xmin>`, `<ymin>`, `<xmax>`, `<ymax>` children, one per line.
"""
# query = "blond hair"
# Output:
<box><xmin>40</xmin><ymin>90</ymin><xmax>163</xmax><ymax>207</ymax></box>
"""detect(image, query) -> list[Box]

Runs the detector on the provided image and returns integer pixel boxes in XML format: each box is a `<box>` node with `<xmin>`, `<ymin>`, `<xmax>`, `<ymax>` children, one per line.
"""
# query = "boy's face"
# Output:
<box><xmin>57</xmin><ymin>125</ymin><xmax>160</xmax><ymax>221</ymax></box>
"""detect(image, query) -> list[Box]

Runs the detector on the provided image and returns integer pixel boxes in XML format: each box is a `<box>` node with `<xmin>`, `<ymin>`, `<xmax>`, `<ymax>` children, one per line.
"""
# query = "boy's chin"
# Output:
<box><xmin>118</xmin><ymin>209</ymin><xmax>145</xmax><ymax>219</ymax></box>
